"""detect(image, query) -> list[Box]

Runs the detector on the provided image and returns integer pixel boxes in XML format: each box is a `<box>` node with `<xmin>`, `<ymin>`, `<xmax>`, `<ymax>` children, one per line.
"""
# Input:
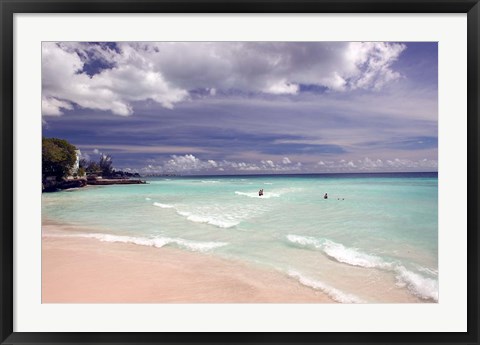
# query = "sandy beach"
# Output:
<box><xmin>42</xmin><ymin>223</ymin><xmax>333</xmax><ymax>303</ymax></box>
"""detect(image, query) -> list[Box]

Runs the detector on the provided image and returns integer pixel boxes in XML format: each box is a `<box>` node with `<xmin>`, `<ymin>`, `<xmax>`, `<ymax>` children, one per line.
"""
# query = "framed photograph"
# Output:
<box><xmin>1</xmin><ymin>0</ymin><xmax>479</xmax><ymax>344</ymax></box>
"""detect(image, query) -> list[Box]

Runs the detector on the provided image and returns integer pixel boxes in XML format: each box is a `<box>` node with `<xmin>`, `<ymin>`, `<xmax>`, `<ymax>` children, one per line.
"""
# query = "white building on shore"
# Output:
<box><xmin>68</xmin><ymin>149</ymin><xmax>82</xmax><ymax>178</ymax></box>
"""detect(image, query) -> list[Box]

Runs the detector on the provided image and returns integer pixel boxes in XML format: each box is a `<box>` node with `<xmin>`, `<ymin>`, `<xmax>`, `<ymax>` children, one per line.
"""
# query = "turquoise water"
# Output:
<box><xmin>42</xmin><ymin>173</ymin><xmax>438</xmax><ymax>303</ymax></box>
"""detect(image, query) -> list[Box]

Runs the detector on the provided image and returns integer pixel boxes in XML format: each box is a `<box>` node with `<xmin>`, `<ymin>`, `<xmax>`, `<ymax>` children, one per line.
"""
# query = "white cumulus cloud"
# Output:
<box><xmin>42</xmin><ymin>42</ymin><xmax>188</xmax><ymax>116</ymax></box>
<box><xmin>42</xmin><ymin>42</ymin><xmax>407</xmax><ymax>116</ymax></box>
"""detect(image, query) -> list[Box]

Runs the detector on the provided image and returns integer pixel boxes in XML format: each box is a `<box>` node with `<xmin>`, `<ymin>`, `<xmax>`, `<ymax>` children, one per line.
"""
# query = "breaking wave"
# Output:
<box><xmin>235</xmin><ymin>191</ymin><xmax>280</xmax><ymax>199</ymax></box>
<box><xmin>287</xmin><ymin>235</ymin><xmax>390</xmax><ymax>269</ymax></box>
<box><xmin>153</xmin><ymin>202</ymin><xmax>174</xmax><ymax>209</ymax></box>
<box><xmin>176</xmin><ymin>210</ymin><xmax>240</xmax><ymax>228</ymax></box>
<box><xmin>45</xmin><ymin>232</ymin><xmax>227</xmax><ymax>253</ymax></box>
<box><xmin>288</xmin><ymin>271</ymin><xmax>364</xmax><ymax>303</ymax></box>
<box><xmin>153</xmin><ymin>202</ymin><xmax>240</xmax><ymax>228</ymax></box>
<box><xmin>287</xmin><ymin>234</ymin><xmax>438</xmax><ymax>301</ymax></box>
<box><xmin>395</xmin><ymin>266</ymin><xmax>439</xmax><ymax>301</ymax></box>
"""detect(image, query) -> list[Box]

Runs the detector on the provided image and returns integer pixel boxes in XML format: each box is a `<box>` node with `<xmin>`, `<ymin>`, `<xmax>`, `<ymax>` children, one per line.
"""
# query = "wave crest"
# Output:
<box><xmin>287</xmin><ymin>234</ymin><xmax>438</xmax><ymax>301</ymax></box>
<box><xmin>395</xmin><ymin>266</ymin><xmax>439</xmax><ymax>301</ymax></box>
<box><xmin>322</xmin><ymin>240</ymin><xmax>389</xmax><ymax>269</ymax></box>
<box><xmin>235</xmin><ymin>191</ymin><xmax>280</xmax><ymax>199</ymax></box>
<box><xmin>46</xmin><ymin>232</ymin><xmax>227</xmax><ymax>252</ymax></box>
<box><xmin>287</xmin><ymin>235</ymin><xmax>389</xmax><ymax>269</ymax></box>
<box><xmin>153</xmin><ymin>202</ymin><xmax>240</xmax><ymax>229</ymax></box>
<box><xmin>176</xmin><ymin>211</ymin><xmax>240</xmax><ymax>229</ymax></box>
<box><xmin>153</xmin><ymin>202</ymin><xmax>174</xmax><ymax>209</ymax></box>
<box><xmin>288</xmin><ymin>271</ymin><xmax>364</xmax><ymax>303</ymax></box>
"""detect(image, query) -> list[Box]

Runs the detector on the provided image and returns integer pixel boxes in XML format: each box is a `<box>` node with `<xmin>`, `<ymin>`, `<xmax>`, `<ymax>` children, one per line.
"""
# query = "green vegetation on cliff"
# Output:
<box><xmin>42</xmin><ymin>137</ymin><xmax>77</xmax><ymax>181</ymax></box>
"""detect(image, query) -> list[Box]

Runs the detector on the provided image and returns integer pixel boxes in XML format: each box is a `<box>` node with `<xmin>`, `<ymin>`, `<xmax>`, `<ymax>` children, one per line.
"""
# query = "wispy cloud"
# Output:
<box><xmin>78</xmin><ymin>144</ymin><xmax>209</xmax><ymax>154</ymax></box>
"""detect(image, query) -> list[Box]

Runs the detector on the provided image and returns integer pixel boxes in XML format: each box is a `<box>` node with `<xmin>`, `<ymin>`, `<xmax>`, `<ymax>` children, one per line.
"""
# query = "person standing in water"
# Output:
<box><xmin>324</xmin><ymin>193</ymin><xmax>328</xmax><ymax>199</ymax></box>
<box><xmin>259</xmin><ymin>189</ymin><xmax>264</xmax><ymax>196</ymax></box>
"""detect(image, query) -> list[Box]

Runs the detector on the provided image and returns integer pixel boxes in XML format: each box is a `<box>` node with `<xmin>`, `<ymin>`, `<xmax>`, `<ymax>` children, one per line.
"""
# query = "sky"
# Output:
<box><xmin>42</xmin><ymin>42</ymin><xmax>438</xmax><ymax>175</ymax></box>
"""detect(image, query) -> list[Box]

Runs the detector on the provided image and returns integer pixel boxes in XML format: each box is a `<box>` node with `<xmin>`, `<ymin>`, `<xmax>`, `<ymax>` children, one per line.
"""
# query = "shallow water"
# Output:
<box><xmin>42</xmin><ymin>172</ymin><xmax>438</xmax><ymax>303</ymax></box>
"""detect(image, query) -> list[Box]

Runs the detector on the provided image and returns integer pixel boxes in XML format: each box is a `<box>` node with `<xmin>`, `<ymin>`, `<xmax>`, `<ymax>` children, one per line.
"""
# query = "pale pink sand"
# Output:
<box><xmin>42</xmin><ymin>225</ymin><xmax>333</xmax><ymax>303</ymax></box>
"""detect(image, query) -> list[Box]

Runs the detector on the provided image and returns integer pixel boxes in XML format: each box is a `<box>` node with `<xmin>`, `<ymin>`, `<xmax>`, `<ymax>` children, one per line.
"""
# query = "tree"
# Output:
<box><xmin>77</xmin><ymin>167</ymin><xmax>86</xmax><ymax>177</ymax></box>
<box><xmin>99</xmin><ymin>154</ymin><xmax>114</xmax><ymax>176</ymax></box>
<box><xmin>42</xmin><ymin>138</ymin><xmax>77</xmax><ymax>181</ymax></box>
<box><xmin>86</xmin><ymin>161</ymin><xmax>101</xmax><ymax>174</ymax></box>
<box><xmin>79</xmin><ymin>158</ymin><xmax>89</xmax><ymax>169</ymax></box>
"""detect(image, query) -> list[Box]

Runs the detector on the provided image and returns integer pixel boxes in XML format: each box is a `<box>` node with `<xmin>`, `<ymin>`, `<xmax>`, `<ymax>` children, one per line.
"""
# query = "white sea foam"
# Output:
<box><xmin>145</xmin><ymin>197</ymin><xmax>152</xmax><ymax>201</ymax></box>
<box><xmin>153</xmin><ymin>202</ymin><xmax>174</xmax><ymax>209</ymax></box>
<box><xmin>264</xmin><ymin>182</ymin><xmax>273</xmax><ymax>185</ymax></box>
<box><xmin>395</xmin><ymin>266</ymin><xmax>439</xmax><ymax>301</ymax></box>
<box><xmin>287</xmin><ymin>234</ymin><xmax>322</xmax><ymax>248</ymax></box>
<box><xmin>287</xmin><ymin>234</ymin><xmax>438</xmax><ymax>301</ymax></box>
<box><xmin>288</xmin><ymin>271</ymin><xmax>365</xmax><ymax>303</ymax></box>
<box><xmin>235</xmin><ymin>191</ymin><xmax>280</xmax><ymax>199</ymax></box>
<box><xmin>416</xmin><ymin>265</ymin><xmax>438</xmax><ymax>276</ymax></box>
<box><xmin>176</xmin><ymin>211</ymin><xmax>239</xmax><ymax>228</ymax></box>
<box><xmin>201</xmin><ymin>180</ymin><xmax>219</xmax><ymax>184</ymax></box>
<box><xmin>287</xmin><ymin>235</ymin><xmax>389</xmax><ymax>269</ymax></box>
<box><xmin>235</xmin><ymin>186</ymin><xmax>303</xmax><ymax>199</ymax></box>
<box><xmin>46</xmin><ymin>232</ymin><xmax>227</xmax><ymax>253</ymax></box>
<box><xmin>153</xmin><ymin>202</ymin><xmax>241</xmax><ymax>228</ymax></box>
<box><xmin>322</xmin><ymin>240</ymin><xmax>390</xmax><ymax>269</ymax></box>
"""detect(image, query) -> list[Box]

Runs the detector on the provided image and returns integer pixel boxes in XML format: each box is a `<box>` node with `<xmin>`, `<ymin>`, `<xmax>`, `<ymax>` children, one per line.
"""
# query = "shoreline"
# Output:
<box><xmin>43</xmin><ymin>177</ymin><xmax>147</xmax><ymax>193</ymax></box>
<box><xmin>42</xmin><ymin>221</ymin><xmax>334</xmax><ymax>303</ymax></box>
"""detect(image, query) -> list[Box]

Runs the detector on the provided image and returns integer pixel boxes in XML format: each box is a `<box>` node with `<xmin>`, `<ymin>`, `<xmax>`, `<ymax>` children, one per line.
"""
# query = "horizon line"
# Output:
<box><xmin>139</xmin><ymin>171</ymin><xmax>438</xmax><ymax>177</ymax></box>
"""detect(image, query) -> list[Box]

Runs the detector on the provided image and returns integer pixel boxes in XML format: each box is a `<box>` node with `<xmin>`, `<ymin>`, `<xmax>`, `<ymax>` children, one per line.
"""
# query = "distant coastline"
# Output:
<box><xmin>43</xmin><ymin>176</ymin><xmax>147</xmax><ymax>193</ymax></box>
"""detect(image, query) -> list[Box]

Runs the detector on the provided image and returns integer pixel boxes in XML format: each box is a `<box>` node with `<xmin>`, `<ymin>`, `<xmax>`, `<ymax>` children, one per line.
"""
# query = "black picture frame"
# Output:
<box><xmin>1</xmin><ymin>0</ymin><xmax>479</xmax><ymax>344</ymax></box>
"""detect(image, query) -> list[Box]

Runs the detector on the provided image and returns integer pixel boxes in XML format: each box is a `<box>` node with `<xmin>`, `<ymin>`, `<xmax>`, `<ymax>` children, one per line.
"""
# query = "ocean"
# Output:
<box><xmin>42</xmin><ymin>172</ymin><xmax>438</xmax><ymax>303</ymax></box>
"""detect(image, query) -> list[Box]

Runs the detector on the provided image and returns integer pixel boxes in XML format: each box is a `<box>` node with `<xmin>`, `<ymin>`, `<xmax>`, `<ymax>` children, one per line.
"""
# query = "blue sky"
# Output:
<box><xmin>42</xmin><ymin>42</ymin><xmax>437</xmax><ymax>175</ymax></box>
